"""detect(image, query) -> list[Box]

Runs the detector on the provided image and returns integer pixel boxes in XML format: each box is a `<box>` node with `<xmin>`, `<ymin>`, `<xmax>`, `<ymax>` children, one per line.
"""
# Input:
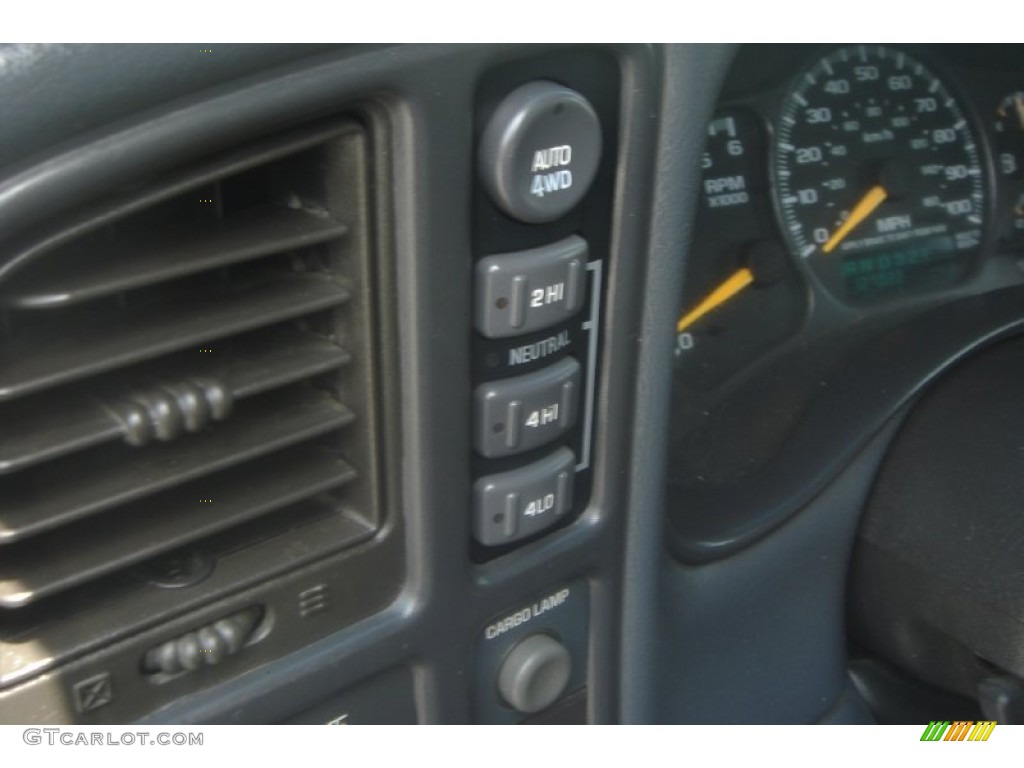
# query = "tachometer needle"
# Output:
<box><xmin>821</xmin><ymin>184</ymin><xmax>888</xmax><ymax>254</ymax></box>
<box><xmin>676</xmin><ymin>267</ymin><xmax>755</xmax><ymax>333</ymax></box>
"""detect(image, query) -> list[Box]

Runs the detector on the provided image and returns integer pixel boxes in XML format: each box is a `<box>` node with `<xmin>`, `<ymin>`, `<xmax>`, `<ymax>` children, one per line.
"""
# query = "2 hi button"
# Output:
<box><xmin>479</xmin><ymin>81</ymin><xmax>602</xmax><ymax>224</ymax></box>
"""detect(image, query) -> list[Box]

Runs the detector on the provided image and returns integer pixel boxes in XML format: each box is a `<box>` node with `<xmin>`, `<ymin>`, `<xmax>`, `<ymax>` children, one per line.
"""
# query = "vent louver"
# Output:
<box><xmin>0</xmin><ymin>118</ymin><xmax>383</xmax><ymax>691</ymax></box>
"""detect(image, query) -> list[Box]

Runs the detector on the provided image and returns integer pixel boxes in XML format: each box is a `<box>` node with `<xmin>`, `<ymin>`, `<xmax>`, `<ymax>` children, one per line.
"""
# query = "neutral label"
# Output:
<box><xmin>508</xmin><ymin>330</ymin><xmax>571</xmax><ymax>367</ymax></box>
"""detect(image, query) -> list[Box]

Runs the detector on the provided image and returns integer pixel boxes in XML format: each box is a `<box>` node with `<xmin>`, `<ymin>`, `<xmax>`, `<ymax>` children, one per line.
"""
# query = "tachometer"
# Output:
<box><xmin>675</xmin><ymin>109</ymin><xmax>806</xmax><ymax>390</ymax></box>
<box><xmin>774</xmin><ymin>45</ymin><xmax>987</xmax><ymax>303</ymax></box>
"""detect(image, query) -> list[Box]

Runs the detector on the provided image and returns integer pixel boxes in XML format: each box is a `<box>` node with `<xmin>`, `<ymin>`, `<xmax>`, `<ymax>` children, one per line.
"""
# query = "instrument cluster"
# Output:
<box><xmin>670</xmin><ymin>44</ymin><xmax>1024</xmax><ymax>506</ymax></box>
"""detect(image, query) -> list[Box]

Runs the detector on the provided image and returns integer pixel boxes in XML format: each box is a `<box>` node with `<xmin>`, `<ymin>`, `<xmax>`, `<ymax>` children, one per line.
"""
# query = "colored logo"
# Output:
<box><xmin>920</xmin><ymin>721</ymin><xmax>996</xmax><ymax>741</ymax></box>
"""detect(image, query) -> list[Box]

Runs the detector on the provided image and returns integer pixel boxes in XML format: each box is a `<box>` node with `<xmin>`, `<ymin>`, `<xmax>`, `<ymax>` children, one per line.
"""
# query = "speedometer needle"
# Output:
<box><xmin>821</xmin><ymin>184</ymin><xmax>889</xmax><ymax>254</ymax></box>
<box><xmin>677</xmin><ymin>267</ymin><xmax>754</xmax><ymax>333</ymax></box>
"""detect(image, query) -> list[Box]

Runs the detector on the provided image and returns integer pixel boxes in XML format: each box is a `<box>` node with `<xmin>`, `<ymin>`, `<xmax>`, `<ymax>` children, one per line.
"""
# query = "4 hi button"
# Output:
<box><xmin>479</xmin><ymin>81</ymin><xmax>602</xmax><ymax>224</ymax></box>
<box><xmin>475</xmin><ymin>357</ymin><xmax>581</xmax><ymax>458</ymax></box>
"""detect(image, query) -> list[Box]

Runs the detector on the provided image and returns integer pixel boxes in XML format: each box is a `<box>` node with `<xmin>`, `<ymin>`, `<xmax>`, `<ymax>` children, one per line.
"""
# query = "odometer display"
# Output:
<box><xmin>774</xmin><ymin>45</ymin><xmax>986</xmax><ymax>303</ymax></box>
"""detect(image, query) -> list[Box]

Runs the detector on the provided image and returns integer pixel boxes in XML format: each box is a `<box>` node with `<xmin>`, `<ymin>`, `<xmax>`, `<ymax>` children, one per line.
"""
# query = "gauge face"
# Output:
<box><xmin>700</xmin><ymin>110</ymin><xmax>765</xmax><ymax>217</ymax></box>
<box><xmin>994</xmin><ymin>92</ymin><xmax>1024</xmax><ymax>249</ymax></box>
<box><xmin>774</xmin><ymin>45</ymin><xmax>987</xmax><ymax>303</ymax></box>
<box><xmin>994</xmin><ymin>90</ymin><xmax>1024</xmax><ymax>180</ymax></box>
<box><xmin>675</xmin><ymin>109</ymin><xmax>806</xmax><ymax>392</ymax></box>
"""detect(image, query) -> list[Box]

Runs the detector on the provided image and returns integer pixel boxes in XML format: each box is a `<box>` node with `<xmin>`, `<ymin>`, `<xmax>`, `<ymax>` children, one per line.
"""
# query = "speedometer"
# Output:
<box><xmin>774</xmin><ymin>45</ymin><xmax>987</xmax><ymax>303</ymax></box>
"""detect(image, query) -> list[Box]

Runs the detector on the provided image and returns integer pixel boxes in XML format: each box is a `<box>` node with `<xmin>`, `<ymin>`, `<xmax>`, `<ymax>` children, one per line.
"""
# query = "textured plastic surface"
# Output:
<box><xmin>618</xmin><ymin>44</ymin><xmax>736</xmax><ymax>724</ymax></box>
<box><xmin>0</xmin><ymin>44</ymin><xmax>661</xmax><ymax>725</ymax></box>
<box><xmin>668</xmin><ymin>284</ymin><xmax>1024</xmax><ymax>563</ymax></box>
<box><xmin>474</xmin><ymin>580</ymin><xmax>588</xmax><ymax>724</ymax></box>
<box><xmin>978</xmin><ymin>675</ymin><xmax>1024</xmax><ymax>724</ymax></box>
<box><xmin>0</xmin><ymin>72</ymin><xmax>399</xmax><ymax>721</ymax></box>
<box><xmin>0</xmin><ymin>45</ymin><xmax>344</xmax><ymax>173</ymax></box>
<box><xmin>0</xmin><ymin>40</ymin><xmax>897</xmax><ymax>729</ymax></box>
<box><xmin>848</xmin><ymin>658</ymin><xmax>980</xmax><ymax>724</ymax></box>
<box><xmin>851</xmin><ymin>335</ymin><xmax>1024</xmax><ymax>697</ymax></box>
<box><xmin>651</xmin><ymin>421</ymin><xmax>898</xmax><ymax>723</ymax></box>
<box><xmin>281</xmin><ymin>667</ymin><xmax>417</xmax><ymax>725</ymax></box>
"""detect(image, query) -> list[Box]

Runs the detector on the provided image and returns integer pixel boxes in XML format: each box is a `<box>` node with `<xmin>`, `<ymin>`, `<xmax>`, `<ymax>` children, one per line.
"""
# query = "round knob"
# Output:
<box><xmin>497</xmin><ymin>633</ymin><xmax>572</xmax><ymax>714</ymax></box>
<box><xmin>479</xmin><ymin>81</ymin><xmax>602</xmax><ymax>224</ymax></box>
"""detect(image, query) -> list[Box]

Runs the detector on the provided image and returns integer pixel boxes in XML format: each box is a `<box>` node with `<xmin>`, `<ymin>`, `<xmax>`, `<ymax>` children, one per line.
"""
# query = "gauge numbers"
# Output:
<box><xmin>674</xmin><ymin>109</ymin><xmax>806</xmax><ymax>391</ymax></box>
<box><xmin>774</xmin><ymin>45</ymin><xmax>986</xmax><ymax>303</ymax></box>
<box><xmin>701</xmin><ymin>113</ymin><xmax>760</xmax><ymax>212</ymax></box>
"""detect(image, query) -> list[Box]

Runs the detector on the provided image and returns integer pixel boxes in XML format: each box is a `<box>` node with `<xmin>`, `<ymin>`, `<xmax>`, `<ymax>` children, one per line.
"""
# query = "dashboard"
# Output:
<box><xmin>0</xmin><ymin>42</ymin><xmax>1022</xmax><ymax>726</ymax></box>
<box><xmin>666</xmin><ymin>43</ymin><xmax>1024</xmax><ymax>721</ymax></box>
<box><xmin>670</xmin><ymin>44</ymin><xmax>1024</xmax><ymax>544</ymax></box>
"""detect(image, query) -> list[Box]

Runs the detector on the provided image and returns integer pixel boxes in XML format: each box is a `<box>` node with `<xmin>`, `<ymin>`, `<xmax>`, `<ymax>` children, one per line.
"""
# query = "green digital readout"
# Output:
<box><xmin>773</xmin><ymin>45</ymin><xmax>985</xmax><ymax>306</ymax></box>
<box><xmin>840</xmin><ymin>237</ymin><xmax>965</xmax><ymax>300</ymax></box>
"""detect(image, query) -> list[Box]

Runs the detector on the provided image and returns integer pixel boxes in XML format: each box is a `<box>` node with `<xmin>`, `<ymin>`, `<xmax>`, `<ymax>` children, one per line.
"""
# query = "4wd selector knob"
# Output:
<box><xmin>479</xmin><ymin>81</ymin><xmax>602</xmax><ymax>224</ymax></box>
<box><xmin>497</xmin><ymin>633</ymin><xmax>572</xmax><ymax>714</ymax></box>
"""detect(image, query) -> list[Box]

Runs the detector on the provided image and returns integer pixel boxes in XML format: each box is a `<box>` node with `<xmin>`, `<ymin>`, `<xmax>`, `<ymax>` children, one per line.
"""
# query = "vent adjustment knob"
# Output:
<box><xmin>496</xmin><ymin>633</ymin><xmax>572</xmax><ymax>714</ymax></box>
<box><xmin>479</xmin><ymin>81</ymin><xmax>602</xmax><ymax>224</ymax></box>
<box><xmin>142</xmin><ymin>605</ymin><xmax>263</xmax><ymax>677</ymax></box>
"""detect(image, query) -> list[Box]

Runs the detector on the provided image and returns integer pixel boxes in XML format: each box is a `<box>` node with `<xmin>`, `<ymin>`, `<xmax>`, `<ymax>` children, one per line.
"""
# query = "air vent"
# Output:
<box><xmin>0</xmin><ymin>118</ymin><xmax>387</xmax><ymax>696</ymax></box>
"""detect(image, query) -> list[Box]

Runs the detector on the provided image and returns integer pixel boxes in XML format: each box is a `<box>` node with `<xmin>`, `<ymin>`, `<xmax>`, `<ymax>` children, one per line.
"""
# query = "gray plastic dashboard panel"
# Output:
<box><xmin>618</xmin><ymin>43</ymin><xmax>737</xmax><ymax>724</ymax></box>
<box><xmin>0</xmin><ymin>44</ymin><xmax>348</xmax><ymax>171</ymax></box>
<box><xmin>3</xmin><ymin>42</ymin><xmax>885</xmax><ymax>726</ymax></box>
<box><xmin>0</xmin><ymin>43</ymin><xmax>665</xmax><ymax>725</ymax></box>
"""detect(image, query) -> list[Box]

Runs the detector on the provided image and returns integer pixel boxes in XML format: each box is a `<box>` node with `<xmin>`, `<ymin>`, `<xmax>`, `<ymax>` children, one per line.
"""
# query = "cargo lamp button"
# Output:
<box><xmin>497</xmin><ymin>633</ymin><xmax>572</xmax><ymax>714</ymax></box>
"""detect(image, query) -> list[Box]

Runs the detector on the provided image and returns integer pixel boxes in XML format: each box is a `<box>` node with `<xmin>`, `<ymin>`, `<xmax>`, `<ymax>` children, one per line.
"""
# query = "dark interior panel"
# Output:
<box><xmin>1</xmin><ymin>41</ymin><xmax>1021</xmax><ymax>726</ymax></box>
